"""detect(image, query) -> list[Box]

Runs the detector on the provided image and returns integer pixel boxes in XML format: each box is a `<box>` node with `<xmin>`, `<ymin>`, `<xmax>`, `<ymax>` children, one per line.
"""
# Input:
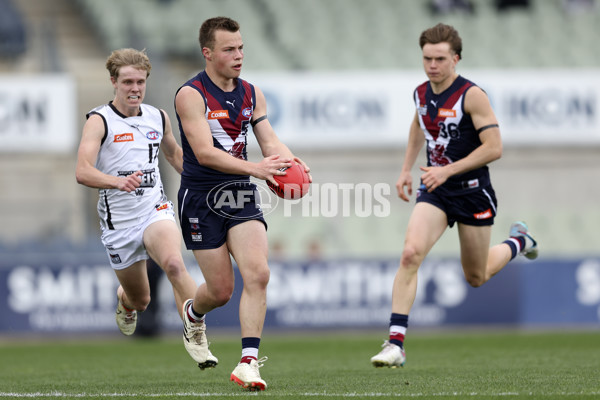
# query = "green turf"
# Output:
<box><xmin>1</xmin><ymin>330</ymin><xmax>599</xmax><ymax>399</ymax></box>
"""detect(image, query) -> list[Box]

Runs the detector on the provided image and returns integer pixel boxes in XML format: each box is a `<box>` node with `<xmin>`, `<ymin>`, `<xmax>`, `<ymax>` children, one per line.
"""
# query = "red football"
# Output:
<box><xmin>267</xmin><ymin>162</ymin><xmax>310</xmax><ymax>199</ymax></box>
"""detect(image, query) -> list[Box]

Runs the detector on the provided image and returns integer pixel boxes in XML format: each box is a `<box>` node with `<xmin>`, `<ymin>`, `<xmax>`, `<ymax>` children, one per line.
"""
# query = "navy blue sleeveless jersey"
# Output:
<box><xmin>176</xmin><ymin>71</ymin><xmax>256</xmax><ymax>189</ymax></box>
<box><xmin>414</xmin><ymin>75</ymin><xmax>490</xmax><ymax>189</ymax></box>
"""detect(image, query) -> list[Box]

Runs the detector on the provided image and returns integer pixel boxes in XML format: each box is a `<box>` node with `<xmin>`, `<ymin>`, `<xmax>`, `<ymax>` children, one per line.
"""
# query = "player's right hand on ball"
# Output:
<box><xmin>256</xmin><ymin>155</ymin><xmax>292</xmax><ymax>185</ymax></box>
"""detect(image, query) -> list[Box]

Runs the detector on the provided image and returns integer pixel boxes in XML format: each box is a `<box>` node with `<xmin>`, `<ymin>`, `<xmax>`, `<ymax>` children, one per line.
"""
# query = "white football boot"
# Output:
<box><xmin>230</xmin><ymin>357</ymin><xmax>268</xmax><ymax>391</ymax></box>
<box><xmin>182</xmin><ymin>299</ymin><xmax>218</xmax><ymax>369</ymax></box>
<box><xmin>115</xmin><ymin>297</ymin><xmax>137</xmax><ymax>336</ymax></box>
<box><xmin>371</xmin><ymin>341</ymin><xmax>406</xmax><ymax>368</ymax></box>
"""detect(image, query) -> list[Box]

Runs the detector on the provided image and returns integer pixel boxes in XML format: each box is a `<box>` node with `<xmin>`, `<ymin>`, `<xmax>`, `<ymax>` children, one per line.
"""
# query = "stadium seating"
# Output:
<box><xmin>73</xmin><ymin>0</ymin><xmax>600</xmax><ymax>70</ymax></box>
<box><xmin>0</xmin><ymin>0</ymin><xmax>27</xmax><ymax>57</ymax></box>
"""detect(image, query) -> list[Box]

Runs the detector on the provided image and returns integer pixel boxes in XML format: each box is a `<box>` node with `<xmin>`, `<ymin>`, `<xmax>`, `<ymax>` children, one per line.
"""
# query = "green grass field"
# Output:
<box><xmin>1</xmin><ymin>330</ymin><xmax>599</xmax><ymax>399</ymax></box>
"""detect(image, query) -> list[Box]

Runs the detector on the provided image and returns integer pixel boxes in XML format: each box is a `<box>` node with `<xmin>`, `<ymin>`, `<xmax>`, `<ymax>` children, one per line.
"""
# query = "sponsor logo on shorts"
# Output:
<box><xmin>114</xmin><ymin>133</ymin><xmax>134</xmax><ymax>142</ymax></box>
<box><xmin>467</xmin><ymin>179</ymin><xmax>479</xmax><ymax>189</ymax></box>
<box><xmin>438</xmin><ymin>108</ymin><xmax>456</xmax><ymax>118</ymax></box>
<box><xmin>155</xmin><ymin>203</ymin><xmax>169</xmax><ymax>211</ymax></box>
<box><xmin>208</xmin><ymin>110</ymin><xmax>229</xmax><ymax>119</ymax></box>
<box><xmin>191</xmin><ymin>233</ymin><xmax>202</xmax><ymax>242</ymax></box>
<box><xmin>473</xmin><ymin>209</ymin><xmax>493</xmax><ymax>220</ymax></box>
<box><xmin>110</xmin><ymin>253</ymin><xmax>122</xmax><ymax>264</ymax></box>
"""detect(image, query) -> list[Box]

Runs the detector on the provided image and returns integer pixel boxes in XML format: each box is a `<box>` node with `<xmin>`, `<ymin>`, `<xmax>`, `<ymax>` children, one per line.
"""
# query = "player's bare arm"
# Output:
<box><xmin>420</xmin><ymin>87</ymin><xmax>502</xmax><ymax>192</ymax></box>
<box><xmin>159</xmin><ymin>110</ymin><xmax>183</xmax><ymax>174</ymax></box>
<box><xmin>252</xmin><ymin>86</ymin><xmax>312</xmax><ymax>183</ymax></box>
<box><xmin>75</xmin><ymin>114</ymin><xmax>142</xmax><ymax>192</ymax></box>
<box><xmin>397</xmin><ymin>112</ymin><xmax>425</xmax><ymax>201</ymax></box>
<box><xmin>176</xmin><ymin>86</ymin><xmax>290</xmax><ymax>183</ymax></box>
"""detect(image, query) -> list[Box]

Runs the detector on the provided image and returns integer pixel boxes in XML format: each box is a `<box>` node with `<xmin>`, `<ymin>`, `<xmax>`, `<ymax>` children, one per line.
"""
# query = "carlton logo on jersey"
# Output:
<box><xmin>438</xmin><ymin>108</ymin><xmax>457</xmax><ymax>118</ymax></box>
<box><xmin>114</xmin><ymin>133</ymin><xmax>134</xmax><ymax>142</ymax></box>
<box><xmin>209</xmin><ymin>110</ymin><xmax>229</xmax><ymax>119</ymax></box>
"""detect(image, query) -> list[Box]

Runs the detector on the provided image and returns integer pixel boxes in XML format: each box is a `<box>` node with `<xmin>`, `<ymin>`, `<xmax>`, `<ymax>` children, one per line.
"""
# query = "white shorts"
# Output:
<box><xmin>100</xmin><ymin>200</ymin><xmax>176</xmax><ymax>270</ymax></box>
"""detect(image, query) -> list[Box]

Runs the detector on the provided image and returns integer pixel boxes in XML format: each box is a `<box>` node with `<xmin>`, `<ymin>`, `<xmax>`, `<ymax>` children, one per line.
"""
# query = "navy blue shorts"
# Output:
<box><xmin>416</xmin><ymin>181</ymin><xmax>497</xmax><ymax>227</ymax></box>
<box><xmin>178</xmin><ymin>181</ymin><xmax>267</xmax><ymax>250</ymax></box>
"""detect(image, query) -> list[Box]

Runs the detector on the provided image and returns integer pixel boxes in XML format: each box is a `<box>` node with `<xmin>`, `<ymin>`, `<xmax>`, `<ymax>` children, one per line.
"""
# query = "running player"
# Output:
<box><xmin>75</xmin><ymin>49</ymin><xmax>208</xmax><ymax>364</ymax></box>
<box><xmin>174</xmin><ymin>17</ymin><xmax>311</xmax><ymax>390</ymax></box>
<box><xmin>370</xmin><ymin>23</ymin><xmax>538</xmax><ymax>368</ymax></box>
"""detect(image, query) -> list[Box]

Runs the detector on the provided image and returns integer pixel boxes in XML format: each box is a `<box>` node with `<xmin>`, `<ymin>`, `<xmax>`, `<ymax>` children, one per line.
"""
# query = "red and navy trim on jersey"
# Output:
<box><xmin>176</xmin><ymin>71</ymin><xmax>256</xmax><ymax>189</ymax></box>
<box><xmin>414</xmin><ymin>75</ymin><xmax>490</xmax><ymax>189</ymax></box>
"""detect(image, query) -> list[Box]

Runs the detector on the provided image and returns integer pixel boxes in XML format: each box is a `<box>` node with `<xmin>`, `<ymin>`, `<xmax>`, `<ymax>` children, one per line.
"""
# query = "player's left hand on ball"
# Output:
<box><xmin>294</xmin><ymin>157</ymin><xmax>312</xmax><ymax>183</ymax></box>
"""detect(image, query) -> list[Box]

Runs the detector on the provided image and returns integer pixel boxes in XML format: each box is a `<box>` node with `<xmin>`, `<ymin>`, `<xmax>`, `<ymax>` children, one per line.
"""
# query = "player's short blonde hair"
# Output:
<box><xmin>105</xmin><ymin>48</ymin><xmax>152</xmax><ymax>79</ymax></box>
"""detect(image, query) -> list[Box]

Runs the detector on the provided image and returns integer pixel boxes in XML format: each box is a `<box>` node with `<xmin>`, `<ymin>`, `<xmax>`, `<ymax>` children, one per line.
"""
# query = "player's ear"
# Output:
<box><xmin>453</xmin><ymin>52</ymin><xmax>460</xmax><ymax>64</ymax></box>
<box><xmin>202</xmin><ymin>47</ymin><xmax>211</xmax><ymax>61</ymax></box>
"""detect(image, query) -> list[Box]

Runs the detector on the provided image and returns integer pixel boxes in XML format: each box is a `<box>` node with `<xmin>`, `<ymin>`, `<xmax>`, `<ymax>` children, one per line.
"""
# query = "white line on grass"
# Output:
<box><xmin>2</xmin><ymin>392</ymin><xmax>600</xmax><ymax>398</ymax></box>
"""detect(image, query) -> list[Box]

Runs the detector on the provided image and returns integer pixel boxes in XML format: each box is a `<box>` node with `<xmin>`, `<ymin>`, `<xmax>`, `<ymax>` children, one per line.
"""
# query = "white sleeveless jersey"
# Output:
<box><xmin>89</xmin><ymin>102</ymin><xmax>167</xmax><ymax>230</ymax></box>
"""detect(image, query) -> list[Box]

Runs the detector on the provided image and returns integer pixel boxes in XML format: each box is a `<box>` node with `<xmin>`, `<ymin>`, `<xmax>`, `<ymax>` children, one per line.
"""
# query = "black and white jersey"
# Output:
<box><xmin>88</xmin><ymin>102</ymin><xmax>167</xmax><ymax>230</ymax></box>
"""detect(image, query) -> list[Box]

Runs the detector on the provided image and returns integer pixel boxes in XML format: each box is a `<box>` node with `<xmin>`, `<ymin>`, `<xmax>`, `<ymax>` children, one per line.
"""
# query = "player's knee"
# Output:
<box><xmin>238</xmin><ymin>260</ymin><xmax>270</xmax><ymax>289</ymax></box>
<box><xmin>160</xmin><ymin>256</ymin><xmax>187</xmax><ymax>280</ymax></box>
<box><xmin>212</xmin><ymin>289</ymin><xmax>233</xmax><ymax>307</ymax></box>
<box><xmin>207</xmin><ymin>282</ymin><xmax>234</xmax><ymax>307</ymax></box>
<box><xmin>253</xmin><ymin>266</ymin><xmax>270</xmax><ymax>289</ymax></box>
<box><xmin>400</xmin><ymin>245</ymin><xmax>424</xmax><ymax>271</ymax></box>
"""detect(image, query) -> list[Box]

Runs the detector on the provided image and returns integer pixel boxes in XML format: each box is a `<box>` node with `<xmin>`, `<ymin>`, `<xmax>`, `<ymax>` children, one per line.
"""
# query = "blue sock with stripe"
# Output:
<box><xmin>389</xmin><ymin>313</ymin><xmax>408</xmax><ymax>348</ymax></box>
<box><xmin>504</xmin><ymin>236</ymin><xmax>526</xmax><ymax>260</ymax></box>
<box><xmin>241</xmin><ymin>337</ymin><xmax>261</xmax><ymax>364</ymax></box>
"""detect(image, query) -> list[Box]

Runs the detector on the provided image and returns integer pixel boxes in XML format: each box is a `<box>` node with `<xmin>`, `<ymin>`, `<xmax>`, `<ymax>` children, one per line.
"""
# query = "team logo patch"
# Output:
<box><xmin>189</xmin><ymin>218</ymin><xmax>201</xmax><ymax>239</ymax></box>
<box><xmin>466</xmin><ymin>179</ymin><xmax>479</xmax><ymax>189</ymax></box>
<box><xmin>473</xmin><ymin>209</ymin><xmax>493</xmax><ymax>220</ymax></box>
<box><xmin>114</xmin><ymin>133</ymin><xmax>134</xmax><ymax>142</ymax></box>
<box><xmin>155</xmin><ymin>203</ymin><xmax>169</xmax><ymax>211</ymax></box>
<box><xmin>146</xmin><ymin>131</ymin><xmax>159</xmax><ymax>140</ymax></box>
<box><xmin>242</xmin><ymin>107</ymin><xmax>253</xmax><ymax>118</ymax></box>
<box><xmin>209</xmin><ymin>110</ymin><xmax>229</xmax><ymax>119</ymax></box>
<box><xmin>438</xmin><ymin>108</ymin><xmax>456</xmax><ymax>118</ymax></box>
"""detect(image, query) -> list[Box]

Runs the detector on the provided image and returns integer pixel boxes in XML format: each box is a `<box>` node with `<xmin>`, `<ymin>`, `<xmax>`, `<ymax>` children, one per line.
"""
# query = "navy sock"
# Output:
<box><xmin>389</xmin><ymin>313</ymin><xmax>408</xmax><ymax>348</ymax></box>
<box><xmin>504</xmin><ymin>236</ymin><xmax>525</xmax><ymax>260</ymax></box>
<box><xmin>241</xmin><ymin>337</ymin><xmax>261</xmax><ymax>363</ymax></box>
